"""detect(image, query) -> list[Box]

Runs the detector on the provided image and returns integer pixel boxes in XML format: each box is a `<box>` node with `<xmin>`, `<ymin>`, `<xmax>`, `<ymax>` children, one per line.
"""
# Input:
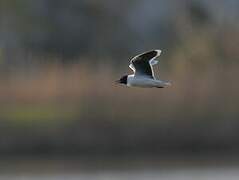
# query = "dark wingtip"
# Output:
<box><xmin>136</xmin><ymin>49</ymin><xmax>161</xmax><ymax>61</ymax></box>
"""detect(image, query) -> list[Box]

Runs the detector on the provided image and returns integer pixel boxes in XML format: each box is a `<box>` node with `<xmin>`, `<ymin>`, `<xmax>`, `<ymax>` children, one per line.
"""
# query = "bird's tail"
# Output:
<box><xmin>164</xmin><ymin>81</ymin><xmax>172</xmax><ymax>87</ymax></box>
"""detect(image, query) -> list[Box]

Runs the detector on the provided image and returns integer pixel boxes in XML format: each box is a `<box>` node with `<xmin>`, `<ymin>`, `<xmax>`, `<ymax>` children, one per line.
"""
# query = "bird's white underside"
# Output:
<box><xmin>127</xmin><ymin>74</ymin><xmax>170</xmax><ymax>88</ymax></box>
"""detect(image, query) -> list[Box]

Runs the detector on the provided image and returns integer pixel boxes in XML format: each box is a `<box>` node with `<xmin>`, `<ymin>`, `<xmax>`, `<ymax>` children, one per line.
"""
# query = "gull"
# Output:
<box><xmin>116</xmin><ymin>50</ymin><xmax>171</xmax><ymax>88</ymax></box>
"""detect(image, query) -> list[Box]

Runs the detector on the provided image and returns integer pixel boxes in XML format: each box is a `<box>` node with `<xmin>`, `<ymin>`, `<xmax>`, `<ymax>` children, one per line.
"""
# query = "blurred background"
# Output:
<box><xmin>0</xmin><ymin>0</ymin><xmax>239</xmax><ymax>179</ymax></box>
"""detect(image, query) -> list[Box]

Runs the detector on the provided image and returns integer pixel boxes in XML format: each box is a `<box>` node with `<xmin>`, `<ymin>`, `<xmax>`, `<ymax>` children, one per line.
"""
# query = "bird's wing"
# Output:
<box><xmin>129</xmin><ymin>50</ymin><xmax>161</xmax><ymax>78</ymax></box>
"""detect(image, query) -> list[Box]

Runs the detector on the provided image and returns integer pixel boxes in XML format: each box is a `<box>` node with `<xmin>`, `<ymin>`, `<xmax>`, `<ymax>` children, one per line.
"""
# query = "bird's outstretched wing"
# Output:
<box><xmin>129</xmin><ymin>50</ymin><xmax>161</xmax><ymax>78</ymax></box>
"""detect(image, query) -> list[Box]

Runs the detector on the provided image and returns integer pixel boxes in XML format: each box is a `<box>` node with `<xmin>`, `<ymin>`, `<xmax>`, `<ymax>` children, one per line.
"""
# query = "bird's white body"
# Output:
<box><xmin>127</xmin><ymin>74</ymin><xmax>170</xmax><ymax>88</ymax></box>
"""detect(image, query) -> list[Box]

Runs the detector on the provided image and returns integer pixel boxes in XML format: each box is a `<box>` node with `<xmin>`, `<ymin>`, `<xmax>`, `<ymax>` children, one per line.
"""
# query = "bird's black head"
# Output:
<box><xmin>115</xmin><ymin>75</ymin><xmax>128</xmax><ymax>85</ymax></box>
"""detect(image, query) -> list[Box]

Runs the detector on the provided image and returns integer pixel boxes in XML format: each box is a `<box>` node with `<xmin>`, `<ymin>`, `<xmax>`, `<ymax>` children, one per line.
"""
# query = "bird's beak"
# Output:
<box><xmin>115</xmin><ymin>79</ymin><xmax>121</xmax><ymax>84</ymax></box>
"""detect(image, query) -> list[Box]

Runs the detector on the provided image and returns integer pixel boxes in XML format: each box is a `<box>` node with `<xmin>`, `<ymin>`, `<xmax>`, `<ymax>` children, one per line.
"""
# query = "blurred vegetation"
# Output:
<box><xmin>0</xmin><ymin>0</ymin><xmax>238</xmax><ymax>157</ymax></box>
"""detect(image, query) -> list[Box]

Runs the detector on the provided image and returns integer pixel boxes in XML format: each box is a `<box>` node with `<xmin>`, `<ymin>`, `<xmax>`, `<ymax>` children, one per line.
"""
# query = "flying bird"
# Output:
<box><xmin>116</xmin><ymin>50</ymin><xmax>171</xmax><ymax>88</ymax></box>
